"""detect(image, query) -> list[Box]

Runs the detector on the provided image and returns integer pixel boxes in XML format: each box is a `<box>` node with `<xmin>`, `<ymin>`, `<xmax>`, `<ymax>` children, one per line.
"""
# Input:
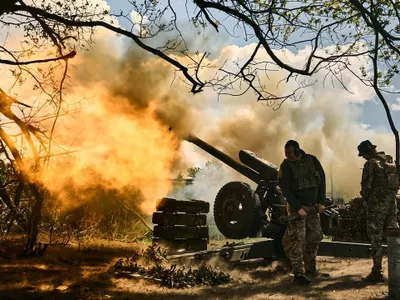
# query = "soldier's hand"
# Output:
<box><xmin>298</xmin><ymin>208</ymin><xmax>307</xmax><ymax>217</ymax></box>
<box><xmin>318</xmin><ymin>204</ymin><xmax>325</xmax><ymax>213</ymax></box>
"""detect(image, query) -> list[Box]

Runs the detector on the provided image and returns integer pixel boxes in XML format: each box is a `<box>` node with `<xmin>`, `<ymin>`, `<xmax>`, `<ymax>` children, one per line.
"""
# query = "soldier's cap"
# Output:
<box><xmin>357</xmin><ymin>140</ymin><xmax>376</xmax><ymax>157</ymax></box>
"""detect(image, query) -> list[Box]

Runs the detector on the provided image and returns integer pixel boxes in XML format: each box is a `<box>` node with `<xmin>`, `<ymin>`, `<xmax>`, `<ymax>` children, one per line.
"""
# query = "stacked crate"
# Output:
<box><xmin>152</xmin><ymin>197</ymin><xmax>209</xmax><ymax>252</ymax></box>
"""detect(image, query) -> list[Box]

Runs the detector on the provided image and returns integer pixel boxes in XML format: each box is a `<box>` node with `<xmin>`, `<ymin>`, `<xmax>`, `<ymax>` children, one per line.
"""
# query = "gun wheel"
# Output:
<box><xmin>213</xmin><ymin>181</ymin><xmax>261</xmax><ymax>239</ymax></box>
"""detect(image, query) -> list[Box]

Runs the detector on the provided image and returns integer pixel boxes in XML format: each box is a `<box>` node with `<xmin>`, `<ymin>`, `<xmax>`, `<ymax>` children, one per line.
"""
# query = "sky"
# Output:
<box><xmin>97</xmin><ymin>0</ymin><xmax>400</xmax><ymax>201</ymax></box>
<box><xmin>105</xmin><ymin>0</ymin><xmax>400</xmax><ymax>132</ymax></box>
<box><xmin>1</xmin><ymin>0</ymin><xmax>399</xmax><ymax>213</ymax></box>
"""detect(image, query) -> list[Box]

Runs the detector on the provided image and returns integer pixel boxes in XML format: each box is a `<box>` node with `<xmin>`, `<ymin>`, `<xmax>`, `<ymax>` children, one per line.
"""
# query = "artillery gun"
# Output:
<box><xmin>185</xmin><ymin>135</ymin><xmax>340</xmax><ymax>241</ymax></box>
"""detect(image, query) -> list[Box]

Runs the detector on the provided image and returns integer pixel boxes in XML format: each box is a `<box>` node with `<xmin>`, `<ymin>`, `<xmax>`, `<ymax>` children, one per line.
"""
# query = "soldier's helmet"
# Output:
<box><xmin>357</xmin><ymin>140</ymin><xmax>377</xmax><ymax>157</ymax></box>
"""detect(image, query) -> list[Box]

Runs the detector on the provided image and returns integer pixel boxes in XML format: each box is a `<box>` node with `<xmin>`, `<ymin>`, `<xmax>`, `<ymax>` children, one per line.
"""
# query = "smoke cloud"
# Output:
<box><xmin>36</xmin><ymin>40</ymin><xmax>207</xmax><ymax>214</ymax></box>
<box><xmin>177</xmin><ymin>44</ymin><xmax>394</xmax><ymax>202</ymax></box>
<box><xmin>0</xmin><ymin>25</ymin><xmax>396</xmax><ymax>217</ymax></box>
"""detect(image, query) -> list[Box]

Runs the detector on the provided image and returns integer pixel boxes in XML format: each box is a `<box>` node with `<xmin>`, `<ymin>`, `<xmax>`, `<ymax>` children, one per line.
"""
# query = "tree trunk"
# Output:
<box><xmin>6</xmin><ymin>179</ymin><xmax>25</xmax><ymax>233</ymax></box>
<box><xmin>26</xmin><ymin>183</ymin><xmax>44</xmax><ymax>250</ymax></box>
<box><xmin>371</xmin><ymin>31</ymin><xmax>400</xmax><ymax>177</ymax></box>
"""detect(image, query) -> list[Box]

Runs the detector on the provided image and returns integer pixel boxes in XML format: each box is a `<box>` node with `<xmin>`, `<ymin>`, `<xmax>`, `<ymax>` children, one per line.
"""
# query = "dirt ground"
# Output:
<box><xmin>0</xmin><ymin>237</ymin><xmax>392</xmax><ymax>300</ymax></box>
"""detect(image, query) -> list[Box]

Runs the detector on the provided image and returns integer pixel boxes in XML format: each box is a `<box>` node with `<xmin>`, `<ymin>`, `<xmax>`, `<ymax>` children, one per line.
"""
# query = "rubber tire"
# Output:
<box><xmin>213</xmin><ymin>181</ymin><xmax>261</xmax><ymax>239</ymax></box>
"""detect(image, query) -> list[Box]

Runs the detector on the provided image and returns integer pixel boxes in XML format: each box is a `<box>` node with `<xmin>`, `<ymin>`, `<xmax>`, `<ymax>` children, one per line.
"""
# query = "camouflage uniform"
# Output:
<box><xmin>361</xmin><ymin>152</ymin><xmax>399</xmax><ymax>273</ymax></box>
<box><xmin>282</xmin><ymin>205</ymin><xmax>323</xmax><ymax>276</ymax></box>
<box><xmin>279</xmin><ymin>153</ymin><xmax>326</xmax><ymax>276</ymax></box>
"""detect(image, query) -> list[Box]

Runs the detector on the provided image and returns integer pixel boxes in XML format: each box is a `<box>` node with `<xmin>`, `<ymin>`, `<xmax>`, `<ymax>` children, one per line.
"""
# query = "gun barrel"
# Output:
<box><xmin>185</xmin><ymin>135</ymin><xmax>263</xmax><ymax>183</ymax></box>
<box><xmin>238</xmin><ymin>150</ymin><xmax>278</xmax><ymax>182</ymax></box>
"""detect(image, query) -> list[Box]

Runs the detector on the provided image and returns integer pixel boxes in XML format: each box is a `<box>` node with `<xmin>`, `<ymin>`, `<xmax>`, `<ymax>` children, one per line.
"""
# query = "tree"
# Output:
<box><xmin>12</xmin><ymin>0</ymin><xmax>393</xmax><ymax>172</ymax></box>
<box><xmin>123</xmin><ymin>0</ymin><xmax>398</xmax><ymax>173</ymax></box>
<box><xmin>2</xmin><ymin>0</ymin><xmax>400</xmax><ymax>247</ymax></box>
<box><xmin>0</xmin><ymin>0</ymin><xmax>111</xmax><ymax>250</ymax></box>
<box><xmin>187</xmin><ymin>166</ymin><xmax>201</xmax><ymax>178</ymax></box>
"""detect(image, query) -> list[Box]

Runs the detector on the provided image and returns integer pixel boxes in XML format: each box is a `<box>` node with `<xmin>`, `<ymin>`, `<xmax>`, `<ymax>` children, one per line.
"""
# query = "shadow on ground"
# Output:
<box><xmin>0</xmin><ymin>237</ymin><xmax>390</xmax><ymax>300</ymax></box>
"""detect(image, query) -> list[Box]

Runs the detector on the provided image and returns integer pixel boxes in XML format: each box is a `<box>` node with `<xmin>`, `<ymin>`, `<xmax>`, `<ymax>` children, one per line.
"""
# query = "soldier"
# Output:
<box><xmin>278</xmin><ymin>140</ymin><xmax>327</xmax><ymax>285</ymax></box>
<box><xmin>358</xmin><ymin>140</ymin><xmax>399</xmax><ymax>283</ymax></box>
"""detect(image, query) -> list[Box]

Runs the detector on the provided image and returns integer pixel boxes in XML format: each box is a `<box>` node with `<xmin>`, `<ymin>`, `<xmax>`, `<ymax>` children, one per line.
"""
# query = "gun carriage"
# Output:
<box><xmin>155</xmin><ymin>135</ymin><xmax>388</xmax><ymax>263</ymax></box>
<box><xmin>184</xmin><ymin>135</ymin><xmax>340</xmax><ymax>243</ymax></box>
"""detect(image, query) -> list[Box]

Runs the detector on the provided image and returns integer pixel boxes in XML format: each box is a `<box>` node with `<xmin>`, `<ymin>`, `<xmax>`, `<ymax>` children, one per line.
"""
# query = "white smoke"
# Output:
<box><xmin>175</xmin><ymin>43</ymin><xmax>395</xmax><ymax>203</ymax></box>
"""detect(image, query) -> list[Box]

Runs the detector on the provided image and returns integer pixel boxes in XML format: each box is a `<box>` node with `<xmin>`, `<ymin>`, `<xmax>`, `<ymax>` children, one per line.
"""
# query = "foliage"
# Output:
<box><xmin>0</xmin><ymin>0</ymin><xmax>112</xmax><ymax>248</ymax></box>
<box><xmin>335</xmin><ymin>197</ymin><xmax>346</xmax><ymax>205</ymax></box>
<box><xmin>332</xmin><ymin>197</ymin><xmax>400</xmax><ymax>243</ymax></box>
<box><xmin>39</xmin><ymin>185</ymin><xmax>152</xmax><ymax>244</ymax></box>
<box><xmin>2</xmin><ymin>0</ymin><xmax>400</xmax><ymax>247</ymax></box>
<box><xmin>332</xmin><ymin>197</ymin><xmax>368</xmax><ymax>242</ymax></box>
<box><xmin>187</xmin><ymin>166</ymin><xmax>201</xmax><ymax>178</ymax></box>
<box><xmin>111</xmin><ymin>245</ymin><xmax>230</xmax><ymax>288</ymax></box>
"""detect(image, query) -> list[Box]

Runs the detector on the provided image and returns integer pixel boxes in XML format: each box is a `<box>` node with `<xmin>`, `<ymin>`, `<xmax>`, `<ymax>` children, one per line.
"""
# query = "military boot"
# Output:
<box><xmin>362</xmin><ymin>271</ymin><xmax>385</xmax><ymax>283</ymax></box>
<box><xmin>293</xmin><ymin>275</ymin><xmax>311</xmax><ymax>285</ymax></box>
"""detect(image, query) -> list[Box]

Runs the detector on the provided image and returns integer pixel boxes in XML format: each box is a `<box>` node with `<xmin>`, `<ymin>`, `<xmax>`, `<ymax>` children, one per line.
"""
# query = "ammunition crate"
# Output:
<box><xmin>156</xmin><ymin>198</ymin><xmax>210</xmax><ymax>213</ymax></box>
<box><xmin>152</xmin><ymin>211</ymin><xmax>207</xmax><ymax>226</ymax></box>
<box><xmin>152</xmin><ymin>198</ymin><xmax>209</xmax><ymax>253</ymax></box>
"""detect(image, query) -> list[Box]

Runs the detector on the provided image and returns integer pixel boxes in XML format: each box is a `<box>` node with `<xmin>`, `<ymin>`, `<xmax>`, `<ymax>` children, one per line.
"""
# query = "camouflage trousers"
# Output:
<box><xmin>282</xmin><ymin>204</ymin><xmax>323</xmax><ymax>276</ymax></box>
<box><xmin>367</xmin><ymin>189</ymin><xmax>399</xmax><ymax>273</ymax></box>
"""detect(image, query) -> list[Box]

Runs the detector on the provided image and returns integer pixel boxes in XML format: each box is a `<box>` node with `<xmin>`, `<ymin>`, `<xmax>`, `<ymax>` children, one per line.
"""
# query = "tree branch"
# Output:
<box><xmin>11</xmin><ymin>4</ymin><xmax>206</xmax><ymax>94</ymax></box>
<box><xmin>0</xmin><ymin>50</ymin><xmax>76</xmax><ymax>66</ymax></box>
<box><xmin>371</xmin><ymin>29</ymin><xmax>400</xmax><ymax>173</ymax></box>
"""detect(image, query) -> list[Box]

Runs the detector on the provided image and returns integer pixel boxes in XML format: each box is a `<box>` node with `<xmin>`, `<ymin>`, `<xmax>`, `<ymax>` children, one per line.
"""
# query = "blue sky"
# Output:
<box><xmin>362</xmin><ymin>99</ymin><xmax>400</xmax><ymax>132</ymax></box>
<box><xmin>105</xmin><ymin>0</ymin><xmax>400</xmax><ymax>135</ymax></box>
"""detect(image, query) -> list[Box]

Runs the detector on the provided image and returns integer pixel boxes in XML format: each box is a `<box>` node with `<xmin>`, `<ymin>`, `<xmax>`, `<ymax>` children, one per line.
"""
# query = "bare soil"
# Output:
<box><xmin>0</xmin><ymin>237</ymin><xmax>391</xmax><ymax>300</ymax></box>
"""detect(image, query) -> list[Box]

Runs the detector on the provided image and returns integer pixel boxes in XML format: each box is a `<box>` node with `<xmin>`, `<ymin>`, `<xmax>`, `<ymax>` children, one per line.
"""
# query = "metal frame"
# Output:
<box><xmin>167</xmin><ymin>239</ymin><xmax>387</xmax><ymax>264</ymax></box>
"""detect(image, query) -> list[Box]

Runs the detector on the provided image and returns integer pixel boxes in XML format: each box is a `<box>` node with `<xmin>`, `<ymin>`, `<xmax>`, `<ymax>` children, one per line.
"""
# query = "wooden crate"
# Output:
<box><xmin>152</xmin><ymin>198</ymin><xmax>209</xmax><ymax>253</ymax></box>
<box><xmin>156</xmin><ymin>198</ymin><xmax>210</xmax><ymax>213</ymax></box>
<box><xmin>152</xmin><ymin>212</ymin><xmax>207</xmax><ymax>226</ymax></box>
